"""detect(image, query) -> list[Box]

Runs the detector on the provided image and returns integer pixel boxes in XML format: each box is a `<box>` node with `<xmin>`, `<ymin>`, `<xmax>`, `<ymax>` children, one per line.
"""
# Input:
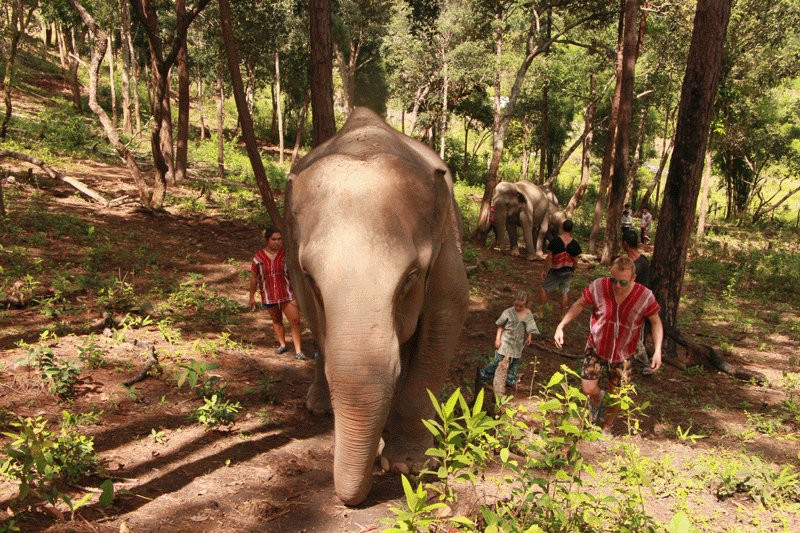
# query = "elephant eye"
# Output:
<box><xmin>402</xmin><ymin>270</ymin><xmax>419</xmax><ymax>292</ymax></box>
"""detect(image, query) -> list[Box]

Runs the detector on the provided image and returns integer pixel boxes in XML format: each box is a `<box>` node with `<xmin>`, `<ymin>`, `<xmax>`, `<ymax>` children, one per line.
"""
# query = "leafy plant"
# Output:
<box><xmin>77</xmin><ymin>337</ymin><xmax>107</xmax><ymax>369</ymax></box>
<box><xmin>676</xmin><ymin>425</ymin><xmax>707</xmax><ymax>444</ymax></box>
<box><xmin>150</xmin><ymin>429</ymin><xmax>166</xmax><ymax>444</ymax></box>
<box><xmin>26</xmin><ymin>341</ymin><xmax>80</xmax><ymax>399</ymax></box>
<box><xmin>191</xmin><ymin>395</ymin><xmax>241</xmax><ymax>427</ymax></box>
<box><xmin>174</xmin><ymin>359</ymin><xmax>224</xmax><ymax>397</ymax></box>
<box><xmin>97</xmin><ymin>273</ymin><xmax>137</xmax><ymax>311</ymax></box>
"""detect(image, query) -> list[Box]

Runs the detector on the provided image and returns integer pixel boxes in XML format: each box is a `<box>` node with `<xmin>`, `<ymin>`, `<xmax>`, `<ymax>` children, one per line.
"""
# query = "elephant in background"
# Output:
<box><xmin>284</xmin><ymin>107</ymin><xmax>469</xmax><ymax>506</ymax></box>
<box><xmin>492</xmin><ymin>180</ymin><xmax>566</xmax><ymax>260</ymax></box>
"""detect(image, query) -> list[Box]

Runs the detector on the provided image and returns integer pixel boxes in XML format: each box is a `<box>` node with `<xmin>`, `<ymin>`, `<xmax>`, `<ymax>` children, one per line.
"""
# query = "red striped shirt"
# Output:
<box><xmin>548</xmin><ymin>236</ymin><xmax>581</xmax><ymax>272</ymax></box>
<box><xmin>581</xmin><ymin>278</ymin><xmax>660</xmax><ymax>363</ymax></box>
<box><xmin>251</xmin><ymin>248</ymin><xmax>293</xmax><ymax>305</ymax></box>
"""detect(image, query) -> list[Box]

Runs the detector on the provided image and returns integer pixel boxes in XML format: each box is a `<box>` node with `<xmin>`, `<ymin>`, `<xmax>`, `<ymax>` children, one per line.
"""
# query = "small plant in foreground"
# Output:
<box><xmin>191</xmin><ymin>395</ymin><xmax>240</xmax><ymax>427</ymax></box>
<box><xmin>77</xmin><ymin>336</ymin><xmax>107</xmax><ymax>369</ymax></box>
<box><xmin>174</xmin><ymin>359</ymin><xmax>224</xmax><ymax>397</ymax></box>
<box><xmin>676</xmin><ymin>425</ymin><xmax>707</xmax><ymax>443</ymax></box>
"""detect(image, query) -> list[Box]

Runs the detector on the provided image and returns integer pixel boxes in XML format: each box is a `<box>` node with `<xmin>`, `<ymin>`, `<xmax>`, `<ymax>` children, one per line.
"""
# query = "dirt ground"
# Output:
<box><xmin>1</xmin><ymin>76</ymin><xmax>799</xmax><ymax>532</ymax></box>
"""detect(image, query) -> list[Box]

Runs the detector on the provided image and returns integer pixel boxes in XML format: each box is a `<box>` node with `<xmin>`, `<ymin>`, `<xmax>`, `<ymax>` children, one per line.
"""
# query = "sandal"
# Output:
<box><xmin>295</xmin><ymin>352</ymin><xmax>311</xmax><ymax>361</ymax></box>
<box><xmin>275</xmin><ymin>346</ymin><xmax>289</xmax><ymax>355</ymax></box>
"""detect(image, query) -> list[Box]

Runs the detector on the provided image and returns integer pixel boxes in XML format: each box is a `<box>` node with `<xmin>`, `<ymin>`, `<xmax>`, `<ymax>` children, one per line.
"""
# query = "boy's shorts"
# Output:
<box><xmin>542</xmin><ymin>270</ymin><xmax>574</xmax><ymax>295</ymax></box>
<box><xmin>581</xmin><ymin>344</ymin><xmax>632</xmax><ymax>390</ymax></box>
<box><xmin>261</xmin><ymin>303</ymin><xmax>278</xmax><ymax>309</ymax></box>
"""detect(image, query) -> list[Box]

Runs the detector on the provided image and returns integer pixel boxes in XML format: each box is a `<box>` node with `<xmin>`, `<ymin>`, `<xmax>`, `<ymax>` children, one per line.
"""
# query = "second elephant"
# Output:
<box><xmin>492</xmin><ymin>180</ymin><xmax>566</xmax><ymax>260</ymax></box>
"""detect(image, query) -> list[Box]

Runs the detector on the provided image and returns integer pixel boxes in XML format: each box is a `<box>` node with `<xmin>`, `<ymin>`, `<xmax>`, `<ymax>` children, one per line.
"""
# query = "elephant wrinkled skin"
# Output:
<box><xmin>284</xmin><ymin>107</ymin><xmax>469</xmax><ymax>506</ymax></box>
<box><xmin>492</xmin><ymin>180</ymin><xmax>566</xmax><ymax>260</ymax></box>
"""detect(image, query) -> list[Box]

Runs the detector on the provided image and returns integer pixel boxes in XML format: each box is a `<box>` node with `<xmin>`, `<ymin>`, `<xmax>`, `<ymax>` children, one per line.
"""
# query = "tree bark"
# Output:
<box><xmin>245</xmin><ymin>55</ymin><xmax>255</xmax><ymax>117</ymax></box>
<box><xmin>539</xmin><ymin>83</ymin><xmax>549</xmax><ymax>183</ymax></box>
<box><xmin>118</xmin><ymin>0</ymin><xmax>132</xmax><ymax>135</ymax></box>
<box><xmin>1</xmin><ymin>1</ymin><xmax>37</xmax><ymax>139</ymax></box>
<box><xmin>291</xmin><ymin>91</ymin><xmax>310</xmax><ymax>166</ymax></box>
<box><xmin>309</xmin><ymin>0</ymin><xmax>336</xmax><ymax>145</ymax></box>
<box><xmin>566</xmin><ymin>74</ymin><xmax>596</xmax><ymax>216</ymax></box>
<box><xmin>625</xmin><ymin>97</ymin><xmax>650</xmax><ymax>206</ymax></box>
<box><xmin>696</xmin><ymin>147</ymin><xmax>713</xmax><ymax>238</ymax></box>
<box><xmin>216</xmin><ymin>63</ymin><xmax>224</xmax><ymax>180</ymax></box>
<box><xmin>650</xmin><ymin>0</ymin><xmax>732</xmax><ymax>355</ymax></box>
<box><xmin>175</xmin><ymin>0</ymin><xmax>189</xmax><ymax>183</ymax></box>
<box><xmin>588</xmin><ymin>0</ymin><xmax>625</xmax><ymax>254</ymax></box>
<box><xmin>218</xmin><ymin>0</ymin><xmax>283</xmax><ymax>228</ymax></box>
<box><xmin>600</xmin><ymin>0</ymin><xmax>640</xmax><ymax>265</ymax></box>
<box><xmin>68</xmin><ymin>0</ymin><xmax>152</xmax><ymax>205</ymax></box>
<box><xmin>128</xmin><ymin>40</ymin><xmax>143</xmax><ymax>136</ymax></box>
<box><xmin>275</xmin><ymin>50</ymin><xmax>285</xmax><ymax>166</ymax></box>
<box><xmin>440</xmin><ymin>51</ymin><xmax>448</xmax><ymax>160</ymax></box>
<box><xmin>197</xmin><ymin>77</ymin><xmax>207</xmax><ymax>139</ymax></box>
<box><xmin>108</xmin><ymin>35</ymin><xmax>118</xmax><ymax>128</ymax></box>
<box><xmin>56</xmin><ymin>23</ymin><xmax>68</xmax><ymax>68</ymax></box>
<box><xmin>64</xmin><ymin>27</ymin><xmax>83</xmax><ymax>112</ymax></box>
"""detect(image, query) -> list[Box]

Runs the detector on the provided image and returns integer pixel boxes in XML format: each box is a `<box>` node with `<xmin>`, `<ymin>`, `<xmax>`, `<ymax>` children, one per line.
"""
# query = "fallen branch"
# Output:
<box><xmin>663</xmin><ymin>323</ymin><xmax>767</xmax><ymax>384</ymax></box>
<box><xmin>102</xmin><ymin>324</ymin><xmax>161</xmax><ymax>386</ymax></box>
<box><xmin>0</xmin><ymin>149</ymin><xmax>110</xmax><ymax>206</ymax></box>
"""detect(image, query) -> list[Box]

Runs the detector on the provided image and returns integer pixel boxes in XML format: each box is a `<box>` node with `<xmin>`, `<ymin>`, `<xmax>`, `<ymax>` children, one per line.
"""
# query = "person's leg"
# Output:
<box><xmin>506</xmin><ymin>357</ymin><xmax>521</xmax><ymax>386</ymax></box>
<box><xmin>600</xmin><ymin>358</ymin><xmax>632</xmax><ymax>432</ymax></box>
<box><xmin>480</xmin><ymin>352</ymin><xmax>503</xmax><ymax>382</ymax></box>
<box><xmin>281</xmin><ymin>299</ymin><xmax>303</xmax><ymax>354</ymax></box>
<box><xmin>581</xmin><ymin>346</ymin><xmax>604</xmax><ymax>416</ymax></box>
<box><xmin>267</xmin><ymin>305</ymin><xmax>286</xmax><ymax>348</ymax></box>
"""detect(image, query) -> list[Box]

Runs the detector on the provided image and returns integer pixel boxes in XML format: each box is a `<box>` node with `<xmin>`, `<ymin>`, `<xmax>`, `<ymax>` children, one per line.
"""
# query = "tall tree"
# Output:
<box><xmin>218</xmin><ymin>0</ymin><xmax>283</xmax><ymax>228</ymax></box>
<box><xmin>175</xmin><ymin>0</ymin><xmax>190</xmax><ymax>182</ymax></box>
<box><xmin>118</xmin><ymin>0</ymin><xmax>132</xmax><ymax>134</ymax></box>
<box><xmin>600</xmin><ymin>0</ymin><xmax>640</xmax><ymax>265</ymax></box>
<box><xmin>650</xmin><ymin>0</ymin><xmax>732</xmax><ymax>353</ymax></box>
<box><xmin>68</xmin><ymin>0</ymin><xmax>151</xmax><ymax>205</ymax></box>
<box><xmin>1</xmin><ymin>0</ymin><xmax>38</xmax><ymax>139</ymax></box>
<box><xmin>309</xmin><ymin>0</ymin><xmax>336</xmax><ymax>145</ymax></box>
<box><xmin>475</xmin><ymin>1</ymin><xmax>613</xmax><ymax>240</ymax></box>
<box><xmin>132</xmin><ymin>0</ymin><xmax>210</xmax><ymax>206</ymax></box>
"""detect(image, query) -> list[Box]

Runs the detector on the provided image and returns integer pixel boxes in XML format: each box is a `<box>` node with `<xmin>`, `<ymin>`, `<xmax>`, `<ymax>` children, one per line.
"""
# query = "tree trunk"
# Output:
<box><xmin>588</xmin><ymin>0</ymin><xmax>625</xmax><ymax>254</ymax></box>
<box><xmin>2</xmin><ymin>2</ymin><xmax>37</xmax><ymax>139</ymax></box>
<box><xmin>334</xmin><ymin>40</ymin><xmax>357</xmax><ymax>117</ymax></box>
<box><xmin>625</xmin><ymin>97</ymin><xmax>650</xmax><ymax>206</ymax></box>
<box><xmin>64</xmin><ymin>27</ymin><xmax>83</xmax><ymax>112</ymax></box>
<box><xmin>246</xmin><ymin>55</ymin><xmax>255</xmax><ymax>117</ymax></box>
<box><xmin>566</xmin><ymin>74</ymin><xmax>596</xmax><ymax>216</ymax></box>
<box><xmin>218</xmin><ymin>0</ymin><xmax>283</xmax><ymax>228</ymax></box>
<box><xmin>600</xmin><ymin>0</ymin><xmax>640</xmax><ymax>265</ymax></box>
<box><xmin>639</xmin><ymin>103</ymin><xmax>673</xmax><ymax>210</ymax></box>
<box><xmin>650</xmin><ymin>0</ymin><xmax>732</xmax><ymax>355</ymax></box>
<box><xmin>290</xmin><ymin>91</ymin><xmax>310</xmax><ymax>166</ymax></box>
<box><xmin>309</xmin><ymin>0</ymin><xmax>336</xmax><ymax>147</ymax></box>
<box><xmin>216</xmin><ymin>63</ymin><xmax>224</xmax><ymax>180</ymax></box>
<box><xmin>440</xmin><ymin>52</ymin><xmax>448</xmax><ymax>159</ymax></box>
<box><xmin>275</xmin><ymin>50</ymin><xmax>285</xmax><ymax>166</ymax></box>
<box><xmin>463</xmin><ymin>117</ymin><xmax>469</xmax><ymax>178</ymax></box>
<box><xmin>175</xmin><ymin>0</ymin><xmax>189</xmax><ymax>183</ymax></box>
<box><xmin>108</xmin><ymin>35</ymin><xmax>118</xmax><ymax>128</ymax></box>
<box><xmin>56</xmin><ymin>23</ymin><xmax>68</xmax><ymax>68</ymax></box>
<box><xmin>198</xmin><ymin>77</ymin><xmax>207</xmax><ymax>140</ymax></box>
<box><xmin>544</xmin><ymin>121</ymin><xmax>592</xmax><ymax>187</ymax></box>
<box><xmin>539</xmin><ymin>83</ymin><xmax>549</xmax><ymax>183</ymax></box>
<box><xmin>68</xmin><ymin>0</ymin><xmax>152</xmax><ymax>205</ymax></box>
<box><xmin>696</xmin><ymin>147</ymin><xmax>713</xmax><ymax>238</ymax></box>
<box><xmin>129</xmin><ymin>44</ymin><xmax>142</xmax><ymax>136</ymax></box>
<box><xmin>118</xmin><ymin>0</ymin><xmax>132</xmax><ymax>135</ymax></box>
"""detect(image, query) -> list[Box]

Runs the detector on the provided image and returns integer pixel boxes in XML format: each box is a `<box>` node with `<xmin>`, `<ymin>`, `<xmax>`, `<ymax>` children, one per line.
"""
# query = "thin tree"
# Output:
<box><xmin>216</xmin><ymin>60</ymin><xmax>224</xmax><ymax>180</ymax></box>
<box><xmin>650</xmin><ymin>0</ymin><xmax>733</xmax><ymax>353</ymax></box>
<box><xmin>275</xmin><ymin>51</ymin><xmax>284</xmax><ymax>165</ymax></box>
<box><xmin>68</xmin><ymin>0</ymin><xmax>152</xmax><ymax>205</ymax></box>
<box><xmin>309</xmin><ymin>0</ymin><xmax>336</xmax><ymax>146</ymax></box>
<box><xmin>118</xmin><ymin>0</ymin><xmax>132</xmax><ymax>134</ymax></box>
<box><xmin>175</xmin><ymin>0</ymin><xmax>190</xmax><ymax>182</ymax></box>
<box><xmin>600</xmin><ymin>0</ymin><xmax>641</xmax><ymax>265</ymax></box>
<box><xmin>218</xmin><ymin>0</ymin><xmax>283</xmax><ymax>228</ymax></box>
<box><xmin>64</xmin><ymin>26</ymin><xmax>82</xmax><ymax>111</ymax></box>
<box><xmin>1</xmin><ymin>0</ymin><xmax>38</xmax><ymax>139</ymax></box>
<box><xmin>108</xmin><ymin>34</ymin><xmax>117</xmax><ymax>128</ymax></box>
<box><xmin>695</xmin><ymin>148</ymin><xmax>713</xmax><ymax>238</ymax></box>
<box><xmin>566</xmin><ymin>74</ymin><xmax>596</xmax><ymax>215</ymax></box>
<box><xmin>132</xmin><ymin>0</ymin><xmax>211</xmax><ymax>206</ymax></box>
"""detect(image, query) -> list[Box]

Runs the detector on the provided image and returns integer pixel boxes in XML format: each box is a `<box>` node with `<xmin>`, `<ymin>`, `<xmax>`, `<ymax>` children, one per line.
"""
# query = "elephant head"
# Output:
<box><xmin>285</xmin><ymin>108</ymin><xmax>468</xmax><ymax>505</ymax></box>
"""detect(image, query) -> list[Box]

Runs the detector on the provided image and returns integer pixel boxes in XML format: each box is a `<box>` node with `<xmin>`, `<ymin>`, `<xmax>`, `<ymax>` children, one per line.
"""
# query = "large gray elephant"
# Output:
<box><xmin>492</xmin><ymin>180</ymin><xmax>566</xmax><ymax>260</ymax></box>
<box><xmin>284</xmin><ymin>107</ymin><xmax>469</xmax><ymax>506</ymax></box>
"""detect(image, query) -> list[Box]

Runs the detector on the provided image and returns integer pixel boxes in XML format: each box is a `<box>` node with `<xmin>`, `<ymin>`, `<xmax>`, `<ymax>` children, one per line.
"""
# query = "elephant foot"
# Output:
<box><xmin>510</xmin><ymin>248</ymin><xmax>521</xmax><ymax>257</ymax></box>
<box><xmin>380</xmin><ymin>434</ymin><xmax>431</xmax><ymax>475</ymax></box>
<box><xmin>305</xmin><ymin>380</ymin><xmax>332</xmax><ymax>416</ymax></box>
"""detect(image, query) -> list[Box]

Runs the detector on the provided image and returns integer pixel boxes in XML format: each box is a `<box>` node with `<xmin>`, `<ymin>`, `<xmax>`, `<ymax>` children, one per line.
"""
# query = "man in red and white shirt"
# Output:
<box><xmin>554</xmin><ymin>256</ymin><xmax>663</xmax><ymax>433</ymax></box>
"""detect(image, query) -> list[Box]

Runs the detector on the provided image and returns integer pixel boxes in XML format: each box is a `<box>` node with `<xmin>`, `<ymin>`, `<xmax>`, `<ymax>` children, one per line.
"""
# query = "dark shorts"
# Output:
<box><xmin>581</xmin><ymin>344</ymin><xmax>632</xmax><ymax>389</ymax></box>
<box><xmin>542</xmin><ymin>270</ymin><xmax>574</xmax><ymax>295</ymax></box>
<box><xmin>261</xmin><ymin>303</ymin><xmax>278</xmax><ymax>310</ymax></box>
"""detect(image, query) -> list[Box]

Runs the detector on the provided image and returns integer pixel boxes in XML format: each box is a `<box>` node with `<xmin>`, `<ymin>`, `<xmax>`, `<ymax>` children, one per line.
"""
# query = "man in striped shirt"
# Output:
<box><xmin>553</xmin><ymin>256</ymin><xmax>663</xmax><ymax>433</ymax></box>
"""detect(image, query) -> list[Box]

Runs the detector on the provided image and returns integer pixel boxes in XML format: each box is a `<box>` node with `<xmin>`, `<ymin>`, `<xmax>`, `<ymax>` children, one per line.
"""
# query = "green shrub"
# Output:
<box><xmin>191</xmin><ymin>395</ymin><xmax>240</xmax><ymax>427</ymax></box>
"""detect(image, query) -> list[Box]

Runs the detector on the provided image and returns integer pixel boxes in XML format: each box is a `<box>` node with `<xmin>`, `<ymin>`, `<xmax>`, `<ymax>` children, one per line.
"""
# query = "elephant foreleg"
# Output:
<box><xmin>521</xmin><ymin>216</ymin><xmax>537</xmax><ymax>261</ymax></box>
<box><xmin>306</xmin><ymin>348</ymin><xmax>332</xmax><ymax>415</ymax></box>
<box><xmin>507</xmin><ymin>219</ymin><xmax>520</xmax><ymax>255</ymax></box>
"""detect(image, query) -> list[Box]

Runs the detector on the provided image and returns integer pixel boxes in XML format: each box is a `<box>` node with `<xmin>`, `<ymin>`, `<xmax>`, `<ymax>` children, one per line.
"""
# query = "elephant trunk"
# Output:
<box><xmin>493</xmin><ymin>204</ymin><xmax>508</xmax><ymax>247</ymax></box>
<box><xmin>326</xmin><ymin>334</ymin><xmax>399</xmax><ymax>506</ymax></box>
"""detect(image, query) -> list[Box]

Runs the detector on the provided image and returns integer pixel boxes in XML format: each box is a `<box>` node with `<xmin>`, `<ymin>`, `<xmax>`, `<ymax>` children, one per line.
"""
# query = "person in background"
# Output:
<box><xmin>554</xmin><ymin>256</ymin><xmax>663</xmax><ymax>434</ymax></box>
<box><xmin>539</xmin><ymin>219</ymin><xmax>582</xmax><ymax>318</ymax></box>
<box><xmin>621</xmin><ymin>204</ymin><xmax>633</xmax><ymax>234</ymax></box>
<box><xmin>248</xmin><ymin>226</ymin><xmax>310</xmax><ymax>360</ymax></box>
<box><xmin>640</xmin><ymin>207</ymin><xmax>653</xmax><ymax>244</ymax></box>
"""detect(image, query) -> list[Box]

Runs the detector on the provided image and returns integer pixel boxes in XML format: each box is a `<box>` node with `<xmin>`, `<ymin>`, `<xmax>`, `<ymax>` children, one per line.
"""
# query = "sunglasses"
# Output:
<box><xmin>609</xmin><ymin>277</ymin><xmax>630</xmax><ymax>287</ymax></box>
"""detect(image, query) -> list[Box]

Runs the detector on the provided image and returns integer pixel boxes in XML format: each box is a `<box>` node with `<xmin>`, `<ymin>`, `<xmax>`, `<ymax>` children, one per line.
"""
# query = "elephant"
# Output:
<box><xmin>284</xmin><ymin>107</ymin><xmax>469</xmax><ymax>506</ymax></box>
<box><xmin>491</xmin><ymin>180</ymin><xmax>566</xmax><ymax>260</ymax></box>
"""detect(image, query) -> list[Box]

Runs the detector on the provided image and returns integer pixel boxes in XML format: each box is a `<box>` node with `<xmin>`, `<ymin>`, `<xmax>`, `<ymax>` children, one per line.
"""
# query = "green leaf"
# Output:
<box><xmin>99</xmin><ymin>479</ymin><xmax>114</xmax><ymax>507</ymax></box>
<box><xmin>546</xmin><ymin>372</ymin><xmax>564</xmax><ymax>388</ymax></box>
<box><xmin>500</xmin><ymin>447</ymin><xmax>510</xmax><ymax>463</ymax></box>
<box><xmin>668</xmin><ymin>511</ymin><xmax>692</xmax><ymax>533</ymax></box>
